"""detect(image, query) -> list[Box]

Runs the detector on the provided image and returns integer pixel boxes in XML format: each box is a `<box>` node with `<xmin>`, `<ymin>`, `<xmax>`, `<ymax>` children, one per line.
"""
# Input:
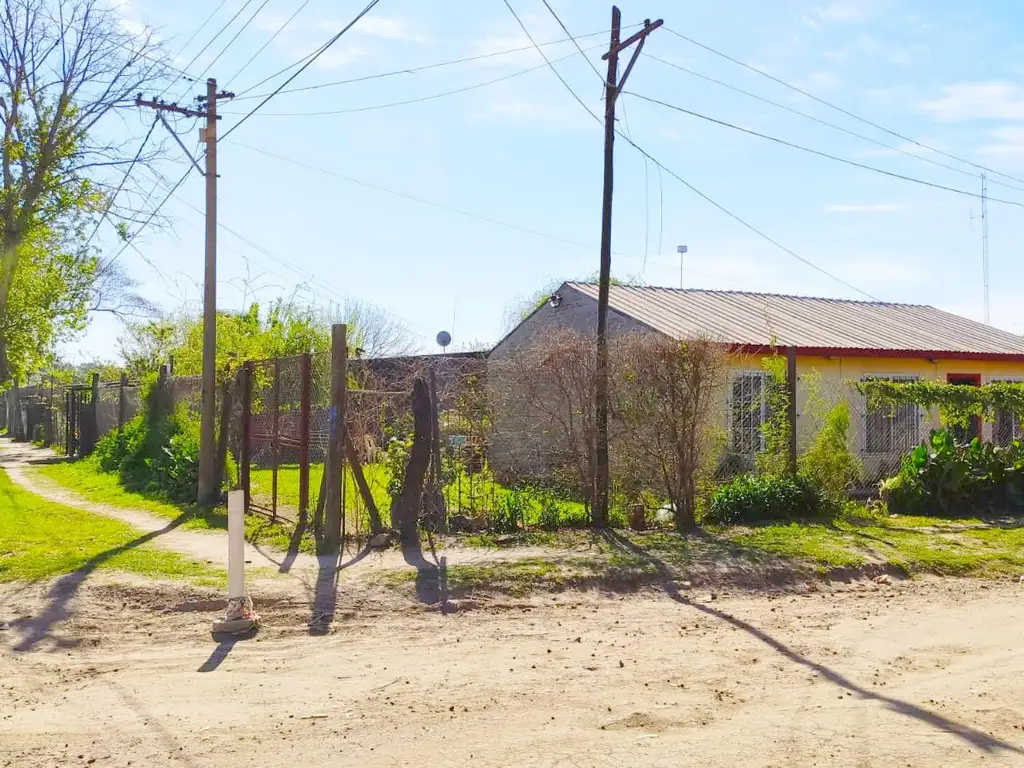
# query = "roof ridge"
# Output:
<box><xmin>564</xmin><ymin>281</ymin><xmax>932</xmax><ymax>309</ymax></box>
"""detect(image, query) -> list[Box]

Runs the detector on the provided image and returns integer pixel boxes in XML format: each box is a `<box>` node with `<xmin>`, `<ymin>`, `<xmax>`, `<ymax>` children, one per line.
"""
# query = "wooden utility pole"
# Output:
<box><xmin>137</xmin><ymin>80</ymin><xmax>234</xmax><ymax>506</ymax></box>
<box><xmin>593</xmin><ymin>8</ymin><xmax>662</xmax><ymax>528</ymax></box>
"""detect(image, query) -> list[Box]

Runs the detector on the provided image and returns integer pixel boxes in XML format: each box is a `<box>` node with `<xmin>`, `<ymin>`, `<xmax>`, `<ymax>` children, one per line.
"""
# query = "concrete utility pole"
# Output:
<box><xmin>137</xmin><ymin>80</ymin><xmax>234</xmax><ymax>506</ymax></box>
<box><xmin>593</xmin><ymin>8</ymin><xmax>662</xmax><ymax>528</ymax></box>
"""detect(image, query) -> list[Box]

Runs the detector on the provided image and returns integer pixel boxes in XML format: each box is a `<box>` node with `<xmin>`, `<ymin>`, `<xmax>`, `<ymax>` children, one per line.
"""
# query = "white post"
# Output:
<box><xmin>228</xmin><ymin>490</ymin><xmax>245</xmax><ymax>599</ymax></box>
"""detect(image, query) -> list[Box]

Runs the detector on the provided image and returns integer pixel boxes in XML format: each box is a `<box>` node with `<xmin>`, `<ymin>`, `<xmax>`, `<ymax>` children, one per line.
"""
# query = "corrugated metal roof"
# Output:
<box><xmin>566</xmin><ymin>283</ymin><xmax>1024</xmax><ymax>356</ymax></box>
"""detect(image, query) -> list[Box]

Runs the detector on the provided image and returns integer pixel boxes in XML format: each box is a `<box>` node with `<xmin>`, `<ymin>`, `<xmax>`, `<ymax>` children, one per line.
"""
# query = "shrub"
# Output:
<box><xmin>799</xmin><ymin>401</ymin><xmax>862</xmax><ymax>501</ymax></box>
<box><xmin>882</xmin><ymin>429</ymin><xmax>1024</xmax><ymax>516</ymax></box>
<box><xmin>705</xmin><ymin>473</ymin><xmax>828</xmax><ymax>525</ymax></box>
<box><xmin>489</xmin><ymin>490</ymin><xmax>526</xmax><ymax>533</ymax></box>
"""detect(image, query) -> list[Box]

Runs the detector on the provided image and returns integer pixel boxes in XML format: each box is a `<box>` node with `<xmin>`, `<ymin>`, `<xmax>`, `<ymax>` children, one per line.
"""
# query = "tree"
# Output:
<box><xmin>0</xmin><ymin>0</ymin><xmax>169</xmax><ymax>386</ymax></box>
<box><xmin>340</xmin><ymin>298</ymin><xmax>419</xmax><ymax>359</ymax></box>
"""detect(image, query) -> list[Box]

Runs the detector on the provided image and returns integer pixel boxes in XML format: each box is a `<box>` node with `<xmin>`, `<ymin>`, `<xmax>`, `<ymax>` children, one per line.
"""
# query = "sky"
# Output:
<box><xmin>69</xmin><ymin>0</ymin><xmax>1024</xmax><ymax>362</ymax></box>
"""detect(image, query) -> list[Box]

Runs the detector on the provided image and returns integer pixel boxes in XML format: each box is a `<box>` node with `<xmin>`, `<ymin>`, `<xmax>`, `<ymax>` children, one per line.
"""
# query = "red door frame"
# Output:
<box><xmin>947</xmin><ymin>373</ymin><xmax>982</xmax><ymax>440</ymax></box>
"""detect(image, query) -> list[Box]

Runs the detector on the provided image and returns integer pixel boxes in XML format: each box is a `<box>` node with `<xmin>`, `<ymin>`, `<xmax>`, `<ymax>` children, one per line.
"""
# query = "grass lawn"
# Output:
<box><xmin>0</xmin><ymin>468</ymin><xmax>223</xmax><ymax>584</ymax></box>
<box><xmin>35</xmin><ymin>459</ymin><xmax>317</xmax><ymax>556</ymax></box>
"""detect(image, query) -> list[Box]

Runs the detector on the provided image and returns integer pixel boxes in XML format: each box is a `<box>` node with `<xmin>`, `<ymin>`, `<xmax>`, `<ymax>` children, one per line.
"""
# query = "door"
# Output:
<box><xmin>947</xmin><ymin>373</ymin><xmax>981</xmax><ymax>443</ymax></box>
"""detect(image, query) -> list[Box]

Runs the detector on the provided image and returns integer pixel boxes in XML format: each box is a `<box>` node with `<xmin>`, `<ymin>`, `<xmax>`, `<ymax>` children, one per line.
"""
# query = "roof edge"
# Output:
<box><xmin>732</xmin><ymin>344</ymin><xmax>1024</xmax><ymax>363</ymax></box>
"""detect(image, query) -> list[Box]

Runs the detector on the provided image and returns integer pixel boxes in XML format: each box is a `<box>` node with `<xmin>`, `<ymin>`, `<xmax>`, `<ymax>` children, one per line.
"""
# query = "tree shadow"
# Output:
<box><xmin>278</xmin><ymin>518</ymin><xmax>309</xmax><ymax>574</ymax></box>
<box><xmin>600</xmin><ymin>530</ymin><xmax>1023</xmax><ymax>757</ymax></box>
<box><xmin>401</xmin><ymin>535</ymin><xmax>448</xmax><ymax>608</ymax></box>
<box><xmin>10</xmin><ymin>510</ymin><xmax>194</xmax><ymax>652</ymax></box>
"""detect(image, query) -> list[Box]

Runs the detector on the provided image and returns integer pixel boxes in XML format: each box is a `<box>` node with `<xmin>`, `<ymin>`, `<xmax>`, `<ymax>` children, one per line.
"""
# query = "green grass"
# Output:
<box><xmin>0</xmin><ymin>468</ymin><xmax>223</xmax><ymax>584</ymax></box>
<box><xmin>35</xmin><ymin>459</ymin><xmax>318</xmax><ymax>556</ymax></box>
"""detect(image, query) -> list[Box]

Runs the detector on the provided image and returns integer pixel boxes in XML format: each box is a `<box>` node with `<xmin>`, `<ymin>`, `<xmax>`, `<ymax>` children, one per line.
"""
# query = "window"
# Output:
<box><xmin>863</xmin><ymin>374</ymin><xmax>920</xmax><ymax>454</ymax></box>
<box><xmin>991</xmin><ymin>378</ymin><xmax>1024</xmax><ymax>446</ymax></box>
<box><xmin>730</xmin><ymin>372</ymin><xmax>767</xmax><ymax>454</ymax></box>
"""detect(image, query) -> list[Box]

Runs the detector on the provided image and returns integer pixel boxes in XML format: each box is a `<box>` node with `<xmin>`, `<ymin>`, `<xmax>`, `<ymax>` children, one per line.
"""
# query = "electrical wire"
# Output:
<box><xmin>197</xmin><ymin>0</ymin><xmax>274</xmax><ymax>81</ymax></box>
<box><xmin>229</xmin><ymin>26</ymin><xmax>632</xmax><ymax>103</ymax></box>
<box><xmin>84</xmin><ymin>116</ymin><xmax>160</xmax><ymax>250</ymax></box>
<box><xmin>645</xmin><ymin>53</ymin><xmax>1024</xmax><ymax>197</ymax></box>
<box><xmin>219</xmin><ymin>0</ymin><xmax>382</xmax><ymax>143</ymax></box>
<box><xmin>539</xmin><ymin>0</ymin><xmax>605</xmax><ymax>82</ymax></box>
<box><xmin>501</xmin><ymin>0</ymin><xmax>602</xmax><ymax>125</ymax></box>
<box><xmin>225</xmin><ymin>0</ymin><xmax>312</xmax><ymax>87</ymax></box>
<box><xmin>106</xmin><ymin>166</ymin><xmax>196</xmax><ymax>268</ymax></box>
<box><xmin>175</xmin><ymin>0</ymin><xmax>258</xmax><ymax>89</ymax></box>
<box><xmin>218</xmin><ymin>44</ymin><xmax>604</xmax><ymax>116</ymax></box>
<box><xmin>627</xmin><ymin>91</ymin><xmax>1024</xmax><ymax>209</ymax></box>
<box><xmin>501</xmin><ymin>12</ymin><xmax>879</xmax><ymax>300</ymax></box>
<box><xmin>664</xmin><ymin>27</ymin><xmax>1024</xmax><ymax>189</ymax></box>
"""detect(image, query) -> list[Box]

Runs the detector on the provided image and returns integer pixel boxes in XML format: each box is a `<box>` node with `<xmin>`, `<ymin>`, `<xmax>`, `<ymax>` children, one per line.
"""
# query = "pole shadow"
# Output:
<box><xmin>197</xmin><ymin>630</ymin><xmax>256</xmax><ymax>673</ymax></box>
<box><xmin>10</xmin><ymin>510</ymin><xmax>194</xmax><ymax>652</ymax></box>
<box><xmin>599</xmin><ymin>530</ymin><xmax>1024</xmax><ymax>758</ymax></box>
<box><xmin>309</xmin><ymin>551</ymin><xmax>341</xmax><ymax>636</ymax></box>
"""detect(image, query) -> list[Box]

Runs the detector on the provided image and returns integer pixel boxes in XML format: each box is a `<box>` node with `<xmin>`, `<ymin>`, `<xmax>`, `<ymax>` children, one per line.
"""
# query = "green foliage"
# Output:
<box><xmin>883</xmin><ymin>429</ymin><xmax>1024</xmax><ymax>517</ymax></box>
<box><xmin>705</xmin><ymin>473</ymin><xmax>828</xmax><ymax>525</ymax></box>
<box><xmin>858</xmin><ymin>379</ymin><xmax>1024</xmax><ymax>428</ymax></box>
<box><xmin>120</xmin><ymin>300</ymin><xmax>331</xmax><ymax>382</ymax></box>
<box><xmin>755</xmin><ymin>354</ymin><xmax>791</xmax><ymax>475</ymax></box>
<box><xmin>92</xmin><ymin>376</ymin><xmax>232</xmax><ymax>504</ymax></box>
<box><xmin>800</xmin><ymin>400</ymin><xmax>862</xmax><ymax>500</ymax></box>
<box><xmin>489</xmin><ymin>490</ymin><xmax>527</xmax><ymax>533</ymax></box>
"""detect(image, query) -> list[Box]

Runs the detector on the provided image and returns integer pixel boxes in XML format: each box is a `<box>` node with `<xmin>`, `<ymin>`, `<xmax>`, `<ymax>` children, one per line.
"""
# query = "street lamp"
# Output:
<box><xmin>677</xmin><ymin>245</ymin><xmax>688</xmax><ymax>289</ymax></box>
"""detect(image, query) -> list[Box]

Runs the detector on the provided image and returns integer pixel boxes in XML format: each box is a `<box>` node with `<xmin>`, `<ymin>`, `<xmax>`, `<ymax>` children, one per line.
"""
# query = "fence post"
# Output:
<box><xmin>239</xmin><ymin>363</ymin><xmax>253</xmax><ymax>512</ymax></box>
<box><xmin>271</xmin><ymin>358</ymin><xmax>281</xmax><ymax>521</ymax></box>
<box><xmin>786</xmin><ymin>346</ymin><xmax>798</xmax><ymax>476</ymax></box>
<box><xmin>117</xmin><ymin>373</ymin><xmax>128</xmax><ymax>432</ymax></box>
<box><xmin>299</xmin><ymin>352</ymin><xmax>312</xmax><ymax>523</ymax></box>
<box><xmin>80</xmin><ymin>373</ymin><xmax>100</xmax><ymax>456</ymax></box>
<box><xmin>323</xmin><ymin>324</ymin><xmax>348</xmax><ymax>554</ymax></box>
<box><xmin>215</xmin><ymin>370</ymin><xmax>234</xmax><ymax>497</ymax></box>
<box><xmin>64</xmin><ymin>389</ymin><xmax>72</xmax><ymax>456</ymax></box>
<box><xmin>47</xmin><ymin>375</ymin><xmax>55</xmax><ymax>446</ymax></box>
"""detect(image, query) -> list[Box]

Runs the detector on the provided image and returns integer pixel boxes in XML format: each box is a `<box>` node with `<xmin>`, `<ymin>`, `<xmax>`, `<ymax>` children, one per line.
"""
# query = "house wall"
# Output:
<box><xmin>487</xmin><ymin>284</ymin><xmax>1024</xmax><ymax>487</ymax></box>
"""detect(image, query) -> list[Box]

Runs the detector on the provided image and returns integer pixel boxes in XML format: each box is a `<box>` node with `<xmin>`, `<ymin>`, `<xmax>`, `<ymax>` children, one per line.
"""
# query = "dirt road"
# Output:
<box><xmin>3</xmin><ymin>574</ymin><xmax>1023</xmax><ymax>767</ymax></box>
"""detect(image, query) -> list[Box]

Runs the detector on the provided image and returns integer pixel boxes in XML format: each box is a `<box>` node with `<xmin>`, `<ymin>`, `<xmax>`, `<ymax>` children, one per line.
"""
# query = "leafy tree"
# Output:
<box><xmin>0</xmin><ymin>0</ymin><xmax>168</xmax><ymax>386</ymax></box>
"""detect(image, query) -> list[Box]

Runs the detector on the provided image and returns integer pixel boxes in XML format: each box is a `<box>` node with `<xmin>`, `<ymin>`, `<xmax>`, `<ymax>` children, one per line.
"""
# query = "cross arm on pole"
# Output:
<box><xmin>156</xmin><ymin>114</ymin><xmax>206</xmax><ymax>177</ymax></box>
<box><xmin>601</xmin><ymin>18</ymin><xmax>663</xmax><ymax>60</ymax></box>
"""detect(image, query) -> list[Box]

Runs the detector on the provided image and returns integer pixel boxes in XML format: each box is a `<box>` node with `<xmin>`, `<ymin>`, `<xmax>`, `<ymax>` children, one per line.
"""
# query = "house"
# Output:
<box><xmin>489</xmin><ymin>281</ymin><xmax>1024</xmax><ymax>482</ymax></box>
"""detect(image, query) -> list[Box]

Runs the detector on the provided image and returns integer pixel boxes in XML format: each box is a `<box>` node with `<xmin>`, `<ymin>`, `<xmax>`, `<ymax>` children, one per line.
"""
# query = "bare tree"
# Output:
<box><xmin>613</xmin><ymin>335</ymin><xmax>727</xmax><ymax>531</ymax></box>
<box><xmin>341</xmin><ymin>298</ymin><xmax>420</xmax><ymax>359</ymax></box>
<box><xmin>0</xmin><ymin>0</ymin><xmax>171</xmax><ymax>384</ymax></box>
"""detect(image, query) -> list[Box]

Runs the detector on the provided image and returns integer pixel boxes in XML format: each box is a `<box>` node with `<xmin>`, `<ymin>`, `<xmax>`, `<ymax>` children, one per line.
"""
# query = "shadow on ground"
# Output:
<box><xmin>600</xmin><ymin>530</ymin><xmax>1024</xmax><ymax>759</ymax></box>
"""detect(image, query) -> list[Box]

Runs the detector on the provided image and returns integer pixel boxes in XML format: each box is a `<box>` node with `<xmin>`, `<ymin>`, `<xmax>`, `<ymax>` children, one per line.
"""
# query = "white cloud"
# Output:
<box><xmin>917</xmin><ymin>82</ymin><xmax>1024</xmax><ymax>122</ymax></box>
<box><xmin>824</xmin><ymin>204</ymin><xmax>905</xmax><ymax>213</ymax></box>
<box><xmin>814</xmin><ymin>1</ymin><xmax>876</xmax><ymax>24</ymax></box>
<box><xmin>974</xmin><ymin>126</ymin><xmax>1024</xmax><ymax>165</ymax></box>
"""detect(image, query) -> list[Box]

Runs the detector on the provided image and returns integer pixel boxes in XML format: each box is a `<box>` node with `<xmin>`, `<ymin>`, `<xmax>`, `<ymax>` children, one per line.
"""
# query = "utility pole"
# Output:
<box><xmin>593</xmin><ymin>8</ymin><xmax>662</xmax><ymax>528</ymax></box>
<box><xmin>982</xmin><ymin>172</ymin><xmax>990</xmax><ymax>325</ymax></box>
<box><xmin>137</xmin><ymin>79</ymin><xmax>234</xmax><ymax>505</ymax></box>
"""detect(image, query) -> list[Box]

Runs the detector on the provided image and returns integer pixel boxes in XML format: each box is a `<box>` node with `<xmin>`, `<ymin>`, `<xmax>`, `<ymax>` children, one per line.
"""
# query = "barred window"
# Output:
<box><xmin>730</xmin><ymin>372</ymin><xmax>767</xmax><ymax>454</ymax></box>
<box><xmin>991</xmin><ymin>378</ymin><xmax>1024</xmax><ymax>446</ymax></box>
<box><xmin>863</xmin><ymin>374</ymin><xmax>920</xmax><ymax>454</ymax></box>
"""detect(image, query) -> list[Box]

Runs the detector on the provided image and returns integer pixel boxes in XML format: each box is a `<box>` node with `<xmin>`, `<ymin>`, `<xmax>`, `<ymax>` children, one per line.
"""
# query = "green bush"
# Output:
<box><xmin>799</xmin><ymin>401</ymin><xmax>862</xmax><ymax>501</ymax></box>
<box><xmin>882</xmin><ymin>429</ymin><xmax>1024</xmax><ymax>516</ymax></box>
<box><xmin>705</xmin><ymin>473</ymin><xmax>828</xmax><ymax>525</ymax></box>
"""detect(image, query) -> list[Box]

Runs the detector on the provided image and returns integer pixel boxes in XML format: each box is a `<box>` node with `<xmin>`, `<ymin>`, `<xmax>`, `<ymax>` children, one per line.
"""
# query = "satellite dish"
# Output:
<box><xmin>436</xmin><ymin>330</ymin><xmax>452</xmax><ymax>348</ymax></box>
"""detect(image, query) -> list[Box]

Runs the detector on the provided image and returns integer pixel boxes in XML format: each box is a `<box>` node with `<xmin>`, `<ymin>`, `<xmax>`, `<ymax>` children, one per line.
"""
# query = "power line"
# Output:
<box><xmin>197</xmin><ymin>0</ymin><xmax>274</xmax><ymax>81</ymax></box>
<box><xmin>645</xmin><ymin>53</ymin><xmax>1024</xmax><ymax>197</ymax></box>
<box><xmin>626</xmin><ymin>91</ymin><xmax>1024</xmax><ymax>209</ymax></box>
<box><xmin>663</xmin><ymin>27</ymin><xmax>1024</xmax><ymax>188</ymax></box>
<box><xmin>219</xmin><ymin>0</ymin><xmax>383</xmax><ymax>143</ymax></box>
<box><xmin>84</xmin><ymin>116</ymin><xmax>160</xmax><ymax>250</ymax></box>
<box><xmin>230</xmin><ymin>26</ymin><xmax>630</xmax><ymax>103</ymax></box>
<box><xmin>500</xmin><ymin>0</ymin><xmax>602</xmax><ymax>125</ymax></box>
<box><xmin>168</xmin><ymin>0</ymin><xmax>231</xmax><ymax>66</ymax></box>
<box><xmin>218</xmin><ymin>44</ymin><xmax>603</xmax><ymax>117</ymax></box>
<box><xmin>107</xmin><ymin>166</ymin><xmax>196</xmax><ymax>268</ymax></box>
<box><xmin>225</xmin><ymin>0</ymin><xmax>313</xmax><ymax>87</ymax></box>
<box><xmin>174</xmin><ymin>0</ymin><xmax>258</xmax><ymax>90</ymax></box>
<box><xmin>502</xmin><ymin>8</ymin><xmax>877</xmax><ymax>300</ymax></box>
<box><xmin>539</xmin><ymin>0</ymin><xmax>605</xmax><ymax>82</ymax></box>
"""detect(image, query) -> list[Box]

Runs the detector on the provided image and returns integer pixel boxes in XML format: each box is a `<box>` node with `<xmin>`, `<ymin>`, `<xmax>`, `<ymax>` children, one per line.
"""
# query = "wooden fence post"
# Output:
<box><xmin>786</xmin><ymin>346</ymin><xmax>798</xmax><ymax>476</ymax></box>
<box><xmin>272</xmin><ymin>358</ymin><xmax>281</xmax><ymax>521</ymax></box>
<box><xmin>298</xmin><ymin>352</ymin><xmax>312</xmax><ymax>523</ymax></box>
<box><xmin>215</xmin><ymin>372</ymin><xmax>234</xmax><ymax>497</ymax></box>
<box><xmin>117</xmin><ymin>373</ymin><xmax>128</xmax><ymax>432</ymax></box>
<box><xmin>239</xmin><ymin>363</ymin><xmax>253</xmax><ymax>512</ymax></box>
<box><xmin>80</xmin><ymin>373</ymin><xmax>100</xmax><ymax>456</ymax></box>
<box><xmin>64</xmin><ymin>389</ymin><xmax>72</xmax><ymax>456</ymax></box>
<box><xmin>323</xmin><ymin>324</ymin><xmax>348</xmax><ymax>554</ymax></box>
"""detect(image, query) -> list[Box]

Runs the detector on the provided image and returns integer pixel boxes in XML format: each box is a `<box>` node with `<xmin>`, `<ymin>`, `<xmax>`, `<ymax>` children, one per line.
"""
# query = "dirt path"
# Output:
<box><xmin>2</xmin><ymin>575</ymin><xmax>1022</xmax><ymax>766</ymax></box>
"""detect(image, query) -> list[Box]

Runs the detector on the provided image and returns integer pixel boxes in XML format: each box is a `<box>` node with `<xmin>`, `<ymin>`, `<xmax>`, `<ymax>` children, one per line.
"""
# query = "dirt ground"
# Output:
<box><xmin>3</xmin><ymin>574</ymin><xmax>1024</xmax><ymax>767</ymax></box>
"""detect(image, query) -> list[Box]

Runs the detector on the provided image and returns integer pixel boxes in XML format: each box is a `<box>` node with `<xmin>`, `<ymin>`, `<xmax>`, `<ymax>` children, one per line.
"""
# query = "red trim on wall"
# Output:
<box><xmin>730</xmin><ymin>344</ymin><xmax>1024</xmax><ymax>363</ymax></box>
<box><xmin>947</xmin><ymin>373</ymin><xmax>982</xmax><ymax>385</ymax></box>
